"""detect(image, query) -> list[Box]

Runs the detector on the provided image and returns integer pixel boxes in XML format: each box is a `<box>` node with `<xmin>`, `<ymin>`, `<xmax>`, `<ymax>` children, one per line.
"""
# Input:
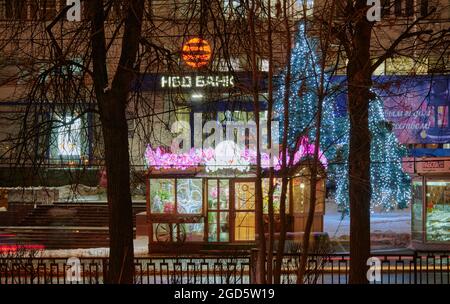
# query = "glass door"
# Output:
<box><xmin>207</xmin><ymin>179</ymin><xmax>230</xmax><ymax>242</ymax></box>
<box><xmin>233</xmin><ymin>181</ymin><xmax>256</xmax><ymax>241</ymax></box>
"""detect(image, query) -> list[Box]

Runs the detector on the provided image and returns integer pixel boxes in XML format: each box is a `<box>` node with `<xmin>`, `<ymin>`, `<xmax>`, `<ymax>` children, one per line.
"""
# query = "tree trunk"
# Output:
<box><xmin>249</xmin><ymin>0</ymin><xmax>266</xmax><ymax>284</ymax></box>
<box><xmin>274</xmin><ymin>5</ymin><xmax>292</xmax><ymax>283</ymax></box>
<box><xmin>89</xmin><ymin>0</ymin><xmax>145</xmax><ymax>284</ymax></box>
<box><xmin>102</xmin><ymin>97</ymin><xmax>135</xmax><ymax>284</ymax></box>
<box><xmin>347</xmin><ymin>4</ymin><xmax>373</xmax><ymax>283</ymax></box>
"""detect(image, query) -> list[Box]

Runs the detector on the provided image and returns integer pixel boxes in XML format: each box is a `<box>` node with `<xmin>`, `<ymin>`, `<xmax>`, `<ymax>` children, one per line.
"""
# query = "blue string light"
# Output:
<box><xmin>275</xmin><ymin>22</ymin><xmax>411</xmax><ymax>213</ymax></box>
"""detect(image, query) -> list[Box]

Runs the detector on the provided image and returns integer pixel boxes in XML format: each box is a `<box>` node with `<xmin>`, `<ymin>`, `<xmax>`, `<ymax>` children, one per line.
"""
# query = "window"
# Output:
<box><xmin>30</xmin><ymin>0</ymin><xmax>57</xmax><ymax>21</ymax></box>
<box><xmin>150</xmin><ymin>179</ymin><xmax>176</xmax><ymax>213</ymax></box>
<box><xmin>217</xmin><ymin>58</ymin><xmax>242</xmax><ymax>72</ymax></box>
<box><xmin>149</xmin><ymin>178</ymin><xmax>204</xmax><ymax>242</ymax></box>
<box><xmin>393</xmin><ymin>0</ymin><xmax>416</xmax><ymax>16</ymax></box>
<box><xmin>262</xmin><ymin>178</ymin><xmax>282</xmax><ymax>213</ymax></box>
<box><xmin>295</xmin><ymin>0</ymin><xmax>314</xmax><ymax>16</ymax></box>
<box><xmin>428</xmin><ymin>56</ymin><xmax>450</xmax><ymax>74</ymax></box>
<box><xmin>1</xmin><ymin>0</ymin><xmax>28</xmax><ymax>20</ymax></box>
<box><xmin>55</xmin><ymin>115</ymin><xmax>82</xmax><ymax>157</ymax></box>
<box><xmin>425</xmin><ymin>180</ymin><xmax>450</xmax><ymax>242</ymax></box>
<box><xmin>50</xmin><ymin>112</ymin><xmax>89</xmax><ymax>162</ymax></box>
<box><xmin>223</xmin><ymin>0</ymin><xmax>244</xmax><ymax>17</ymax></box>
<box><xmin>405</xmin><ymin>0</ymin><xmax>414</xmax><ymax>16</ymax></box>
<box><xmin>394</xmin><ymin>0</ymin><xmax>403</xmax><ymax>16</ymax></box>
<box><xmin>234</xmin><ymin>181</ymin><xmax>256</xmax><ymax>241</ymax></box>
<box><xmin>260</xmin><ymin>59</ymin><xmax>269</xmax><ymax>72</ymax></box>
<box><xmin>420</xmin><ymin>0</ymin><xmax>428</xmax><ymax>16</ymax></box>
<box><xmin>386</xmin><ymin>56</ymin><xmax>415</xmax><ymax>75</ymax></box>
<box><xmin>0</xmin><ymin>0</ymin><xmax>5</xmax><ymax>19</ymax></box>
<box><xmin>411</xmin><ymin>179</ymin><xmax>424</xmax><ymax>241</ymax></box>
<box><xmin>381</xmin><ymin>0</ymin><xmax>391</xmax><ymax>17</ymax></box>
<box><xmin>176</xmin><ymin>179</ymin><xmax>203</xmax><ymax>214</ymax></box>
<box><xmin>207</xmin><ymin>179</ymin><xmax>230</xmax><ymax>242</ymax></box>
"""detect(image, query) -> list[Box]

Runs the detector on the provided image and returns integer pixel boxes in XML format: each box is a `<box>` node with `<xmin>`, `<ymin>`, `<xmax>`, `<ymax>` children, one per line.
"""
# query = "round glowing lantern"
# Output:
<box><xmin>182</xmin><ymin>38</ymin><xmax>212</xmax><ymax>68</ymax></box>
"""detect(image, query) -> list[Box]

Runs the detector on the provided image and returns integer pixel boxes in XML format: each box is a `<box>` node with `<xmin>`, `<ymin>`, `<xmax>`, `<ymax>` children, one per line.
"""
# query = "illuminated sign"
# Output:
<box><xmin>161</xmin><ymin>75</ymin><xmax>235</xmax><ymax>89</ymax></box>
<box><xmin>182</xmin><ymin>38</ymin><xmax>212</xmax><ymax>68</ymax></box>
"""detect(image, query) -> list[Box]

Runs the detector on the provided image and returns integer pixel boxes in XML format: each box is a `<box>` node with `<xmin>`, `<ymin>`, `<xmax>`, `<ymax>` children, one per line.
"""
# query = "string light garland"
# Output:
<box><xmin>274</xmin><ymin>22</ymin><xmax>411</xmax><ymax>212</ymax></box>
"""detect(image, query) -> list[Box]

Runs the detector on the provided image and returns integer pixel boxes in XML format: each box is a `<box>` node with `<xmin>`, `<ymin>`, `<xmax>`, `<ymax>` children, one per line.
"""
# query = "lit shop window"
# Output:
<box><xmin>425</xmin><ymin>180</ymin><xmax>450</xmax><ymax>242</ymax></box>
<box><xmin>207</xmin><ymin>179</ymin><xmax>230</xmax><ymax>242</ymax></box>
<box><xmin>386</xmin><ymin>57</ymin><xmax>415</xmax><ymax>75</ymax></box>
<box><xmin>428</xmin><ymin>56</ymin><xmax>450</xmax><ymax>74</ymax></box>
<box><xmin>56</xmin><ymin>115</ymin><xmax>82</xmax><ymax>157</ymax></box>
<box><xmin>385</xmin><ymin>56</ymin><xmax>427</xmax><ymax>75</ymax></box>
<box><xmin>234</xmin><ymin>181</ymin><xmax>256</xmax><ymax>241</ymax></box>
<box><xmin>262</xmin><ymin>178</ymin><xmax>282</xmax><ymax>213</ymax></box>
<box><xmin>149</xmin><ymin>179</ymin><xmax>204</xmax><ymax>242</ymax></box>
<box><xmin>411</xmin><ymin>179</ymin><xmax>424</xmax><ymax>242</ymax></box>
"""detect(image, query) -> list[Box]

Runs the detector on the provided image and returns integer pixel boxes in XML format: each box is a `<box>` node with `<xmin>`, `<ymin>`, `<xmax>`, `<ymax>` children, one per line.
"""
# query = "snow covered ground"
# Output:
<box><xmin>324</xmin><ymin>202</ymin><xmax>411</xmax><ymax>238</ymax></box>
<box><xmin>35</xmin><ymin>201</ymin><xmax>412</xmax><ymax>257</ymax></box>
<box><xmin>38</xmin><ymin>237</ymin><xmax>150</xmax><ymax>258</ymax></box>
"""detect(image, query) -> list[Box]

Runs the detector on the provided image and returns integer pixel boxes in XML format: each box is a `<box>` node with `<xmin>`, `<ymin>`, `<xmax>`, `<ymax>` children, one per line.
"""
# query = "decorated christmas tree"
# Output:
<box><xmin>275</xmin><ymin>23</ymin><xmax>411</xmax><ymax>212</ymax></box>
<box><xmin>334</xmin><ymin>96</ymin><xmax>411</xmax><ymax>212</ymax></box>
<box><xmin>274</xmin><ymin>22</ymin><xmax>337</xmax><ymax>156</ymax></box>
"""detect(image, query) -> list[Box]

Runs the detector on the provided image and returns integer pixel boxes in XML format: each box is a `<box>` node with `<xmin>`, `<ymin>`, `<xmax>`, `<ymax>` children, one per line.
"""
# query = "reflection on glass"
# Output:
<box><xmin>219</xmin><ymin>180</ymin><xmax>229</xmax><ymax>209</ymax></box>
<box><xmin>262</xmin><ymin>178</ymin><xmax>281</xmax><ymax>213</ymax></box>
<box><xmin>293</xmin><ymin>177</ymin><xmax>309</xmax><ymax>213</ymax></box>
<box><xmin>208</xmin><ymin>180</ymin><xmax>218</xmax><ymax>209</ymax></box>
<box><xmin>235</xmin><ymin>212</ymin><xmax>255</xmax><ymax>241</ymax></box>
<box><xmin>150</xmin><ymin>179</ymin><xmax>175</xmax><ymax>213</ymax></box>
<box><xmin>235</xmin><ymin>182</ymin><xmax>255</xmax><ymax>210</ymax></box>
<box><xmin>183</xmin><ymin>223</ymin><xmax>204</xmax><ymax>242</ymax></box>
<box><xmin>315</xmin><ymin>181</ymin><xmax>325</xmax><ymax>213</ymax></box>
<box><xmin>426</xmin><ymin>180</ymin><xmax>450</xmax><ymax>242</ymax></box>
<box><xmin>207</xmin><ymin>179</ymin><xmax>229</xmax><ymax>242</ymax></box>
<box><xmin>412</xmin><ymin>179</ymin><xmax>423</xmax><ymax>241</ymax></box>
<box><xmin>220</xmin><ymin>212</ymin><xmax>229</xmax><ymax>241</ymax></box>
<box><xmin>177</xmin><ymin>179</ymin><xmax>202</xmax><ymax>214</ymax></box>
<box><xmin>235</xmin><ymin>182</ymin><xmax>255</xmax><ymax>241</ymax></box>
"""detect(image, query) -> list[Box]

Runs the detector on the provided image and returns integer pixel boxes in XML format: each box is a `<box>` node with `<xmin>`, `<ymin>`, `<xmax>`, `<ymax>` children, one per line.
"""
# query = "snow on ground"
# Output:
<box><xmin>38</xmin><ymin>201</ymin><xmax>412</xmax><ymax>257</ymax></box>
<box><xmin>324</xmin><ymin>202</ymin><xmax>411</xmax><ymax>238</ymax></box>
<box><xmin>38</xmin><ymin>237</ymin><xmax>150</xmax><ymax>258</ymax></box>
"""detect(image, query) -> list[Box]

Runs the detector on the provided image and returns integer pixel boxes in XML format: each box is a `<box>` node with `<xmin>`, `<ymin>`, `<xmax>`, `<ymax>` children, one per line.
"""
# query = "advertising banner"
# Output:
<box><xmin>380</xmin><ymin>76</ymin><xmax>450</xmax><ymax>144</ymax></box>
<box><xmin>332</xmin><ymin>76</ymin><xmax>450</xmax><ymax>145</ymax></box>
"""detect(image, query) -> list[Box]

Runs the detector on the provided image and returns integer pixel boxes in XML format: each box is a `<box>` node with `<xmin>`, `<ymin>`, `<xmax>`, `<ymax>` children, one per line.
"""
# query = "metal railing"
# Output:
<box><xmin>0</xmin><ymin>251</ymin><xmax>449</xmax><ymax>284</ymax></box>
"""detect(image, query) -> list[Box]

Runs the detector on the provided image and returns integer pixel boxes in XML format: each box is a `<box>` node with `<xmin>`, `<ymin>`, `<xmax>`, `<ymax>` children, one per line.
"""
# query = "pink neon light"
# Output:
<box><xmin>144</xmin><ymin>137</ymin><xmax>327</xmax><ymax>170</ymax></box>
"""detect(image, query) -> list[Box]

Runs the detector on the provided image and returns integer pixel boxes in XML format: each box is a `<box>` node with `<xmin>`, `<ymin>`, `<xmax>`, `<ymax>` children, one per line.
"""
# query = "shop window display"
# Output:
<box><xmin>207</xmin><ymin>179</ymin><xmax>229</xmax><ymax>242</ymax></box>
<box><xmin>234</xmin><ymin>182</ymin><xmax>256</xmax><ymax>241</ymax></box>
<box><xmin>150</xmin><ymin>179</ymin><xmax>175</xmax><ymax>213</ymax></box>
<box><xmin>177</xmin><ymin>179</ymin><xmax>202</xmax><ymax>214</ymax></box>
<box><xmin>292</xmin><ymin>175</ymin><xmax>325</xmax><ymax>214</ymax></box>
<box><xmin>177</xmin><ymin>179</ymin><xmax>204</xmax><ymax>241</ymax></box>
<box><xmin>426</xmin><ymin>180</ymin><xmax>450</xmax><ymax>242</ymax></box>
<box><xmin>411</xmin><ymin>179</ymin><xmax>424</xmax><ymax>241</ymax></box>
<box><xmin>149</xmin><ymin>178</ymin><xmax>204</xmax><ymax>242</ymax></box>
<box><xmin>262</xmin><ymin>178</ymin><xmax>282</xmax><ymax>213</ymax></box>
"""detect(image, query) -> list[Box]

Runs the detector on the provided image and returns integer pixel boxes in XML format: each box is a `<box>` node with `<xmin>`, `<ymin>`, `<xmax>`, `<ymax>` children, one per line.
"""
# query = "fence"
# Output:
<box><xmin>0</xmin><ymin>252</ymin><xmax>449</xmax><ymax>284</ymax></box>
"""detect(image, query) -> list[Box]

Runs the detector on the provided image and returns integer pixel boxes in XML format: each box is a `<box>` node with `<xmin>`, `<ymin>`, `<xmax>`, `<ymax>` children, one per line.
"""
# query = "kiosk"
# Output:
<box><xmin>404</xmin><ymin>157</ymin><xmax>450</xmax><ymax>249</ymax></box>
<box><xmin>144</xmin><ymin>142</ymin><xmax>327</xmax><ymax>253</ymax></box>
